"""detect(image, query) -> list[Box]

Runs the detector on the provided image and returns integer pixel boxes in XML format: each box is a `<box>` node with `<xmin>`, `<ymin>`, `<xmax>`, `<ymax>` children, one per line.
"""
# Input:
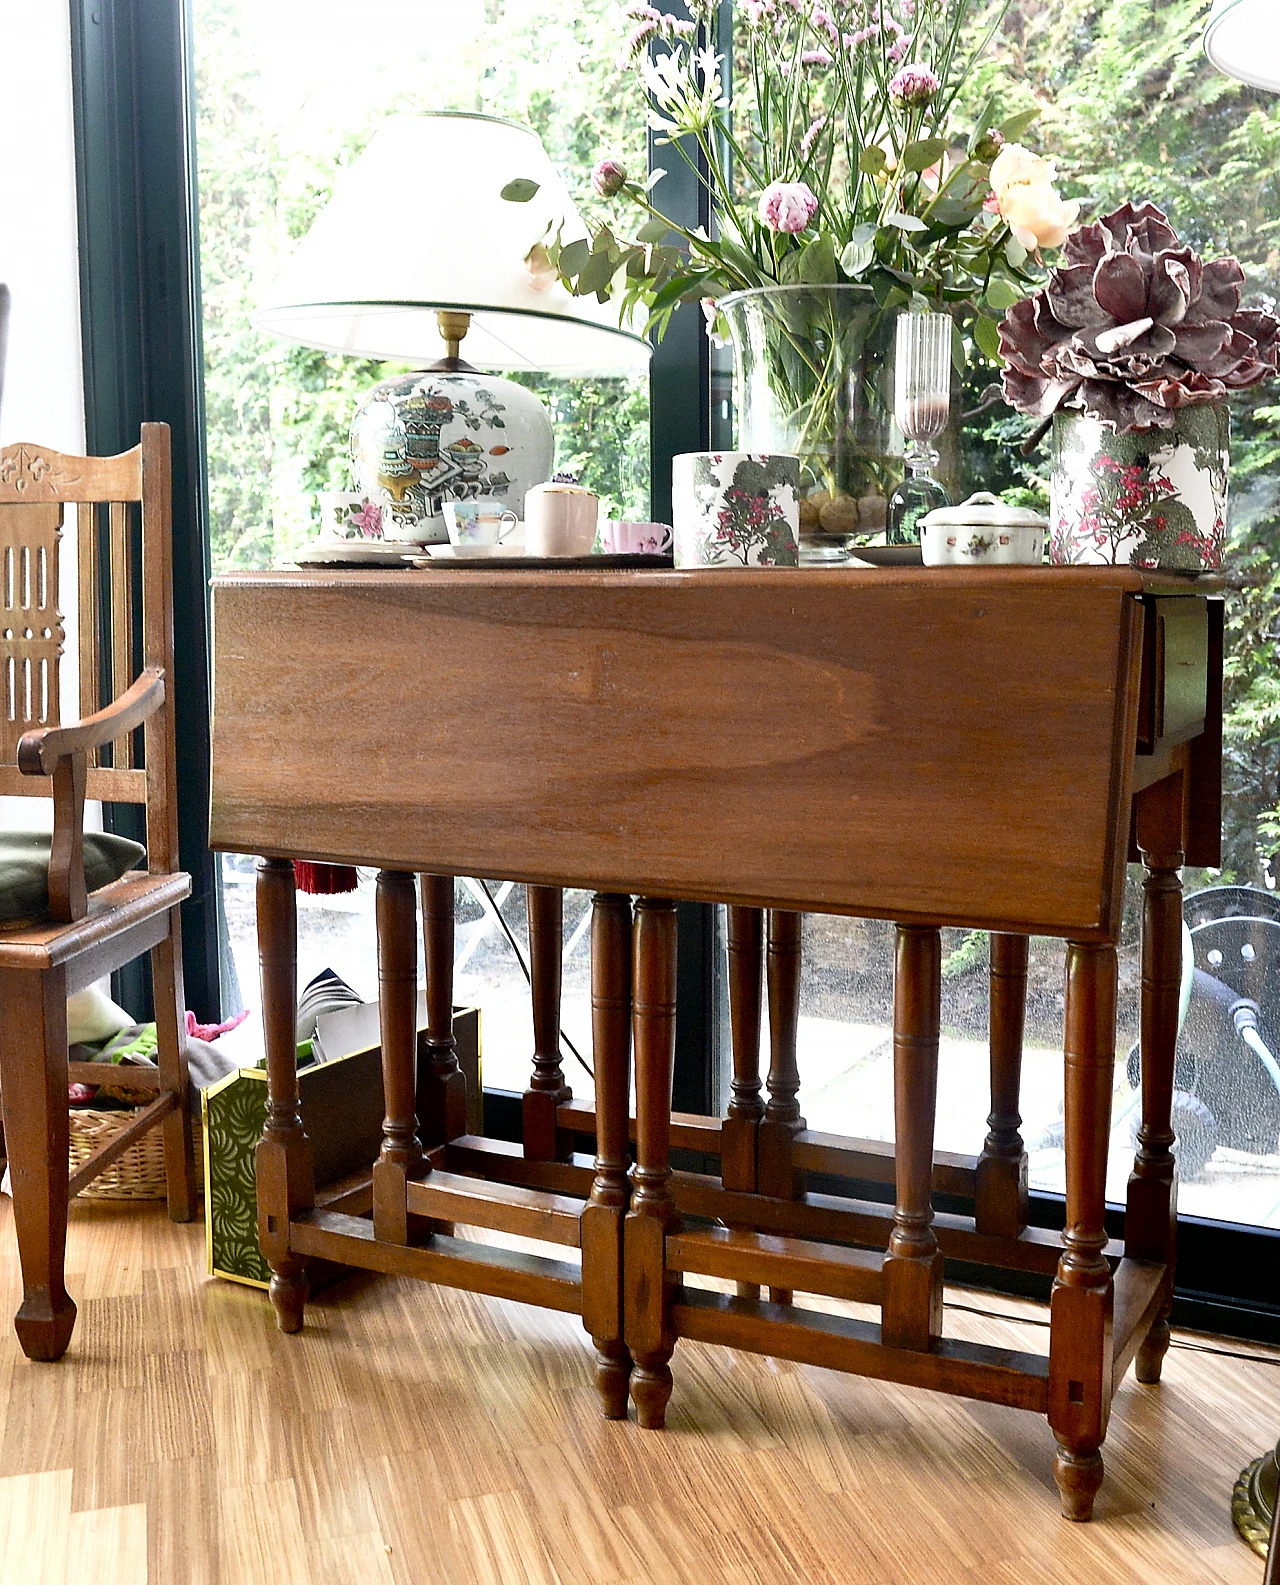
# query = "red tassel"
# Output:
<box><xmin>293</xmin><ymin>861</ymin><xmax>359</xmax><ymax>895</ymax></box>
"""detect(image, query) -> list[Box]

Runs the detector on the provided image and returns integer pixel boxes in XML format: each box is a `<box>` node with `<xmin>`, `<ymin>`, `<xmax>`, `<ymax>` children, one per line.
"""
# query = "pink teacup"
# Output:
<box><xmin>598</xmin><ymin>520</ymin><xmax>673</xmax><ymax>555</ymax></box>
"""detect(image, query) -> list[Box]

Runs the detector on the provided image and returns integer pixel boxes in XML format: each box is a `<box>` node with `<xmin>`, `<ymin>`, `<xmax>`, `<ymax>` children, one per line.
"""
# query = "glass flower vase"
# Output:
<box><xmin>718</xmin><ymin>285</ymin><xmax>901</xmax><ymax>562</ymax></box>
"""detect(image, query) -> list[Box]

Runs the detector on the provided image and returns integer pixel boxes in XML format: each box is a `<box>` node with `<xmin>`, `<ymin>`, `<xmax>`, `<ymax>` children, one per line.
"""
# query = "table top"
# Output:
<box><xmin>209</xmin><ymin>566</ymin><xmax>1219</xmax><ymax>939</ymax></box>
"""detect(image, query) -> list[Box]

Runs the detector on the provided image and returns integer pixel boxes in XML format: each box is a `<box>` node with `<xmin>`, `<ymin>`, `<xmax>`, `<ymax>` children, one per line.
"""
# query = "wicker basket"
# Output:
<box><xmin>68</xmin><ymin>1105</ymin><xmax>201</xmax><ymax>1201</ymax></box>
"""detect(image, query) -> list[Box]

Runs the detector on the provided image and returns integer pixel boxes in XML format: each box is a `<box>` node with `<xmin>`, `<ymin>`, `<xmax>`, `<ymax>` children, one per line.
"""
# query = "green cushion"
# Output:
<box><xmin>0</xmin><ymin>831</ymin><xmax>146</xmax><ymax>923</ymax></box>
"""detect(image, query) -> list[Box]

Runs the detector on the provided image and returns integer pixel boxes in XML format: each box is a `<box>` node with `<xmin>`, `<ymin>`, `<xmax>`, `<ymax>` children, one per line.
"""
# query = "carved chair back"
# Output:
<box><xmin>0</xmin><ymin>423</ymin><xmax>179</xmax><ymax>875</ymax></box>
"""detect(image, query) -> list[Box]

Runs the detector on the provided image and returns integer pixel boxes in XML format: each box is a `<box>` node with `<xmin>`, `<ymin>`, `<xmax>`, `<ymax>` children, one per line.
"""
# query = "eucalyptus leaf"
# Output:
<box><xmin>637</xmin><ymin>216</ymin><xmax>671</xmax><ymax>244</ymax></box>
<box><xmin>499</xmin><ymin>178</ymin><xmax>540</xmax><ymax>203</ymax></box>
<box><xmin>973</xmin><ymin>312</ymin><xmax>1003</xmax><ymax>361</ymax></box>
<box><xmin>886</xmin><ymin>212</ymin><xmax>928</xmax><ymax>233</ymax></box>
<box><xmin>999</xmin><ymin>108</ymin><xmax>1041</xmax><ymax>142</ymax></box>
<box><xmin>930</xmin><ymin>197</ymin><xmax>978</xmax><ymax>228</ymax></box>
<box><xmin>968</xmin><ymin>93</ymin><xmax>1000</xmax><ymax>152</ymax></box>
<box><xmin>558</xmin><ymin>238</ymin><xmax>590</xmax><ymax>278</ymax></box>
<box><xmin>798</xmin><ymin>234</ymin><xmax>837</xmax><ymax>285</ymax></box>
<box><xmin>984</xmin><ymin>277</ymin><xmax>1023</xmax><ymax>310</ymax></box>
<box><xmin>577</xmin><ymin>249</ymin><xmax>616</xmax><ymax>296</ymax></box>
<box><xmin>951</xmin><ymin>318</ymin><xmax>967</xmax><ymax>373</ymax></box>
<box><xmin>839</xmin><ymin>234</ymin><xmax>876</xmax><ymax>277</ymax></box>
<box><xmin>858</xmin><ymin>145</ymin><xmax>887</xmax><ymax>176</ymax></box>
<box><xmin>902</xmin><ymin>137</ymin><xmax>949</xmax><ymax>173</ymax></box>
<box><xmin>1005</xmin><ymin>236</ymin><xmax>1028</xmax><ymax>269</ymax></box>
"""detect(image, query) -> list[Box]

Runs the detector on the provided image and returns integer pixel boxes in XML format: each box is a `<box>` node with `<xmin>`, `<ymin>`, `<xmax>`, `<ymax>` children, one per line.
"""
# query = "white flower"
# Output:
<box><xmin>1000</xmin><ymin>182</ymin><xmax>1080</xmax><ymax>251</ymax></box>
<box><xmin>989</xmin><ymin>143</ymin><xmax>1058</xmax><ymax>201</ymax></box>
<box><xmin>640</xmin><ymin>50</ymin><xmax>689</xmax><ymax>109</ymax></box>
<box><xmin>988</xmin><ymin>143</ymin><xmax>1076</xmax><ymax>251</ymax></box>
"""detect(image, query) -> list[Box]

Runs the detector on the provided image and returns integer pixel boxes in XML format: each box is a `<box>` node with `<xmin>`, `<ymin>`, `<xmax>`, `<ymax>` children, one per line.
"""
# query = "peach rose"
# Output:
<box><xmin>999</xmin><ymin>181</ymin><xmax>1080</xmax><ymax>252</ymax></box>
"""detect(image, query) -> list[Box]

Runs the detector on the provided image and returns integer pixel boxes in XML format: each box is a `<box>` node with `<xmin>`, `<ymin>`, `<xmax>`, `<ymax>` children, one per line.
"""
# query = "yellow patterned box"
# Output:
<box><xmin>203</xmin><ymin>1006</ymin><xmax>481</xmax><ymax>1286</ymax></box>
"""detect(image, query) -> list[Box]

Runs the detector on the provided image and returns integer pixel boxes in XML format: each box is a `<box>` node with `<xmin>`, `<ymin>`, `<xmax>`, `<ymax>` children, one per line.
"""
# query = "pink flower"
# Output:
<box><xmin>801</xmin><ymin>47</ymin><xmax>833</xmax><ymax>66</ymax></box>
<box><xmin>592</xmin><ymin>158</ymin><xmax>628</xmax><ymax>198</ymax></box>
<box><xmin>625</xmin><ymin>19</ymin><xmax>658</xmax><ymax>54</ymax></box>
<box><xmin>800</xmin><ymin>114</ymin><xmax>827</xmax><ymax>160</ymax></box>
<box><xmin>888</xmin><ymin>62</ymin><xmax>938</xmax><ymax>108</ymax></box>
<box><xmin>757</xmin><ymin>180</ymin><xmax>819</xmax><ymax>234</ymax></box>
<box><xmin>350</xmin><ymin>500</ymin><xmax>384</xmax><ymax>538</ymax></box>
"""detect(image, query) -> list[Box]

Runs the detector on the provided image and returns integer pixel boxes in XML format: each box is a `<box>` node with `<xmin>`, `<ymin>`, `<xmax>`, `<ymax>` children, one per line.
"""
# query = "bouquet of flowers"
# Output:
<box><xmin>505</xmin><ymin>0</ymin><xmax>1075</xmax><ymax>349</ymax></box>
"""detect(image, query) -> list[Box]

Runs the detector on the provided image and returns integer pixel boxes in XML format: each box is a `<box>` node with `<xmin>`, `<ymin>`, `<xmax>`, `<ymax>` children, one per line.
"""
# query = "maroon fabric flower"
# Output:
<box><xmin>1000</xmin><ymin>201</ymin><xmax>1280</xmax><ymax>432</ymax></box>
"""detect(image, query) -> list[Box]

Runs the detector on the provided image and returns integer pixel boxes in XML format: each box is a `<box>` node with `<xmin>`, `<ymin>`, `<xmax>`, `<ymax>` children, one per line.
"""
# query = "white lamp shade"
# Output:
<box><xmin>1204</xmin><ymin>0</ymin><xmax>1280</xmax><ymax>91</ymax></box>
<box><xmin>253</xmin><ymin>113</ymin><xmax>651</xmax><ymax>376</ymax></box>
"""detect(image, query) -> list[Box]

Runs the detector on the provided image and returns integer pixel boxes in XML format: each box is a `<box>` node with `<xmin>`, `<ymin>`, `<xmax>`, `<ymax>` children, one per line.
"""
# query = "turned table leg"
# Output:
<box><xmin>418</xmin><ymin>873</ymin><xmax>466</xmax><ymax>1148</ymax></box>
<box><xmin>0</xmin><ymin>966</ymin><xmax>77</xmax><ymax>1360</ymax></box>
<box><xmin>624</xmin><ymin>897</ymin><xmax>679</xmax><ymax>1429</ymax></box>
<box><xmin>256</xmin><ymin>857</ymin><xmax>314</xmax><ymax>1333</ymax></box>
<box><xmin>758</xmin><ymin>909</ymin><xmax>805</xmax><ymax>1304</ymax></box>
<box><xmin>723</xmin><ymin>906</ymin><xmax>765</xmax><ymax>1300</ymax></box>
<box><xmin>524</xmin><ymin>885</ymin><xmax>572</xmax><ymax>1162</ymax></box>
<box><xmin>1129</xmin><ymin>773</ymin><xmax>1184</xmax><ymax>1386</ymax></box>
<box><xmin>581</xmin><ymin>893</ymin><xmax>634</xmax><ymax>1418</ymax></box>
<box><xmin>882</xmin><ymin>924</ymin><xmax>944</xmax><ymax>1352</ymax></box>
<box><xmin>1050</xmin><ymin>941</ymin><xmax>1117</xmax><ymax>1522</ymax></box>
<box><xmin>976</xmin><ymin>932</ymin><xmax>1030</xmax><ymax>1239</ymax></box>
<box><xmin>373</xmin><ymin>870</ymin><xmax>425</xmax><ymax>1245</ymax></box>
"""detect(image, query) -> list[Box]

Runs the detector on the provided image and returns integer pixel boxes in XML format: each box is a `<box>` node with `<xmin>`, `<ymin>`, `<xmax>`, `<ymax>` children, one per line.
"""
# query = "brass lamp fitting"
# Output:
<box><xmin>427</xmin><ymin>310</ymin><xmax>476</xmax><ymax>371</ymax></box>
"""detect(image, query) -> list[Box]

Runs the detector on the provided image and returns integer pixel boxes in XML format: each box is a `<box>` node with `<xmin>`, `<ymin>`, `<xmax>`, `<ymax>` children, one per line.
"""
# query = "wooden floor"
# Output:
<box><xmin>0</xmin><ymin>1196</ymin><xmax>1274</xmax><ymax>1584</ymax></box>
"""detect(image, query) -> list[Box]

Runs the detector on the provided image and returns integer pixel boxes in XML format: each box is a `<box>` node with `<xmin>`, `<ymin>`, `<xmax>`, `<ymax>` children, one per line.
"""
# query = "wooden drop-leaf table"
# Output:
<box><xmin>209</xmin><ymin>564</ymin><xmax>1221</xmax><ymax>1522</ymax></box>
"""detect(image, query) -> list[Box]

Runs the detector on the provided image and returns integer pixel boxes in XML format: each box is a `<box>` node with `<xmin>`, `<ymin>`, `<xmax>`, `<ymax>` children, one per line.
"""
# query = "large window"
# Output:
<box><xmin>191</xmin><ymin>2</ymin><xmax>1280</xmax><ymax>1244</ymax></box>
<box><xmin>789</xmin><ymin>1</ymin><xmax>1280</xmax><ymax>1235</ymax></box>
<box><xmin>194</xmin><ymin>0</ymin><xmax>650</xmax><ymax>1087</ymax></box>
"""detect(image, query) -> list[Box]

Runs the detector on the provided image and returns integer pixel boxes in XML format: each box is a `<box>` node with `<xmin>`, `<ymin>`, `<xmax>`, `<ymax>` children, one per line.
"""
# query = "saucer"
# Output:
<box><xmin>293</xmin><ymin>539</ymin><xmax>415</xmax><ymax>567</ymax></box>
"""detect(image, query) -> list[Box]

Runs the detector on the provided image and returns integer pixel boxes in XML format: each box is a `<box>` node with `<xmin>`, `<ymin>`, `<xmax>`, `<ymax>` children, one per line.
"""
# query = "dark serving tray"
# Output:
<box><xmin>408</xmin><ymin>551</ymin><xmax>676</xmax><ymax>571</ymax></box>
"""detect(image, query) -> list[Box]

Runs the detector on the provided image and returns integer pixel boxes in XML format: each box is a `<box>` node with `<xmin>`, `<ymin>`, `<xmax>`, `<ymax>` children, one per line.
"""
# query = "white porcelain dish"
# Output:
<box><xmin>293</xmin><ymin>539</ymin><xmax>414</xmax><ymax>567</ymax></box>
<box><xmin>919</xmin><ymin>492</ymin><xmax>1047</xmax><ymax>566</ymax></box>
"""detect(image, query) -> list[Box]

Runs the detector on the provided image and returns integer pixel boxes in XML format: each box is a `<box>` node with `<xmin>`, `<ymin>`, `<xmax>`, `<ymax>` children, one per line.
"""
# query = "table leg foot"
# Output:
<box><xmin>268</xmin><ymin>1265</ymin><xmax>308</xmax><ymax>1334</ymax></box>
<box><xmin>593</xmin><ymin>1340</ymin><xmax>633</xmax><ymax>1420</ymax></box>
<box><xmin>631</xmin><ymin>1354</ymin><xmax>674</xmax><ymax>1430</ymax></box>
<box><xmin>14</xmin><ymin>1291</ymin><xmax>77</xmax><ymax>1363</ymax></box>
<box><xmin>1054</xmin><ymin>1441</ymin><xmax>1104</xmax><ymax>1522</ymax></box>
<box><xmin>1136</xmin><ymin>1316</ymin><xmax>1171</xmax><ymax>1385</ymax></box>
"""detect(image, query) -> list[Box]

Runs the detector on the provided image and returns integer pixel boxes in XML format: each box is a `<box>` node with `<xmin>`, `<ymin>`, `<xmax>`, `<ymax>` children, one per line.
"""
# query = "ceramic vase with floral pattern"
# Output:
<box><xmin>1049</xmin><ymin>405</ymin><xmax>1230</xmax><ymax>571</ymax></box>
<box><xmin>350</xmin><ymin>369</ymin><xmax>553</xmax><ymax>543</ymax></box>
<box><xmin>672</xmin><ymin>451</ymin><xmax>800</xmax><ymax>569</ymax></box>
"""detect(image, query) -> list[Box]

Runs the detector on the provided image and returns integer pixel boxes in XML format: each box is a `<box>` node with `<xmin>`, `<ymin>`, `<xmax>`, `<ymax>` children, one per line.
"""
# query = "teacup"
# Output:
<box><xmin>598</xmin><ymin>520</ymin><xmax>673</xmax><ymax>555</ymax></box>
<box><xmin>318</xmin><ymin>492</ymin><xmax>385</xmax><ymax>540</ymax></box>
<box><xmin>524</xmin><ymin>481</ymin><xmax>599</xmax><ymax>557</ymax></box>
<box><xmin>442</xmin><ymin>498</ymin><xmax>519</xmax><ymax>548</ymax></box>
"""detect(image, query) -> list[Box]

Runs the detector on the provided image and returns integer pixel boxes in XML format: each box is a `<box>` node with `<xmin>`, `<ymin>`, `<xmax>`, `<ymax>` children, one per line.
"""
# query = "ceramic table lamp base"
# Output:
<box><xmin>350</xmin><ymin>367</ymin><xmax>553</xmax><ymax>543</ymax></box>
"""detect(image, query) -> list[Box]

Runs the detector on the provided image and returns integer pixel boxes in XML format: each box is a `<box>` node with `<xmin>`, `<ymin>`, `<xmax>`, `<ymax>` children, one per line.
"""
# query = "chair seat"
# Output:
<box><xmin>0</xmin><ymin>870</ymin><xmax>190</xmax><ymax>971</ymax></box>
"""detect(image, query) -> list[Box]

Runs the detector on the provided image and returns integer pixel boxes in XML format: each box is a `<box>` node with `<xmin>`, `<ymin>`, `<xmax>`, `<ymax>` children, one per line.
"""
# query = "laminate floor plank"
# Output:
<box><xmin>0</xmin><ymin>1197</ymin><xmax>1274</xmax><ymax>1584</ymax></box>
<box><xmin>65</xmin><ymin>1502</ymin><xmax>148</xmax><ymax>1585</ymax></box>
<box><xmin>0</xmin><ymin>1467</ymin><xmax>73</xmax><ymax>1585</ymax></box>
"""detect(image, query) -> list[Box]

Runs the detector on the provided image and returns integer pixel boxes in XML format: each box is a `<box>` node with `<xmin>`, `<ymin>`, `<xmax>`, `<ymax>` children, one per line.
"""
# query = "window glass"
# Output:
<box><xmin>196</xmin><ymin>0</ymin><xmax>647</xmax><ymax>1091</ymax></box>
<box><xmin>796</xmin><ymin>5</ymin><xmax>1280</xmax><ymax>1230</ymax></box>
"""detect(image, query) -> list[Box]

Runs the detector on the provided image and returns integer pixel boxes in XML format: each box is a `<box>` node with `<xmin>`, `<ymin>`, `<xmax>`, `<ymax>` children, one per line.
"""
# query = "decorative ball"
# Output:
<box><xmin>350</xmin><ymin>369</ymin><xmax>553</xmax><ymax>543</ymax></box>
<box><xmin>818</xmin><ymin>494</ymin><xmax>859</xmax><ymax>534</ymax></box>
<box><xmin>857</xmin><ymin>493</ymin><xmax>889</xmax><ymax>531</ymax></box>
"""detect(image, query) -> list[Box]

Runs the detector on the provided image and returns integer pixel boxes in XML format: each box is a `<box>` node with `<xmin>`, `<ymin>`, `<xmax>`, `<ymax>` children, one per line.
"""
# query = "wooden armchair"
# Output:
<box><xmin>0</xmin><ymin>422</ymin><xmax>195</xmax><ymax>1362</ymax></box>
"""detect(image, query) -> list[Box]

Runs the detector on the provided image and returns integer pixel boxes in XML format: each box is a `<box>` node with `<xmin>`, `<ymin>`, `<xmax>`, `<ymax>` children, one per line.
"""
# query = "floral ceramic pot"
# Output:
<box><xmin>671</xmin><ymin>452</ymin><xmax>800</xmax><ymax>569</ymax></box>
<box><xmin>920</xmin><ymin>492</ymin><xmax>1047</xmax><ymax>566</ymax></box>
<box><xmin>350</xmin><ymin>369</ymin><xmax>553</xmax><ymax>543</ymax></box>
<box><xmin>1050</xmin><ymin>405</ymin><xmax>1229</xmax><ymax>571</ymax></box>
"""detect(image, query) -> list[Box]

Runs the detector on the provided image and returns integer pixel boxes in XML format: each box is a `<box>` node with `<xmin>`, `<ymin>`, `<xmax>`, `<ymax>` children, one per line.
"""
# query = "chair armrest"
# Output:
<box><xmin>17</xmin><ymin>665</ymin><xmax>165</xmax><ymax>776</ymax></box>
